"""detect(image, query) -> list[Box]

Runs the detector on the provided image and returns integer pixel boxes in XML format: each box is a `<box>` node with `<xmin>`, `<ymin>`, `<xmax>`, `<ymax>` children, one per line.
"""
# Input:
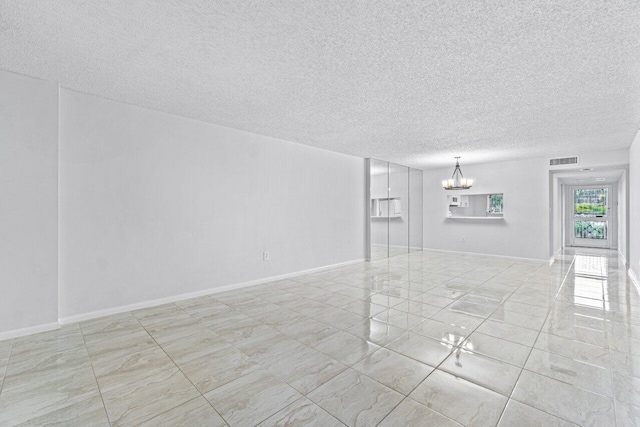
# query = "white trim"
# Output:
<box><xmin>58</xmin><ymin>258</ymin><xmax>365</xmax><ymax>325</ymax></box>
<box><xmin>422</xmin><ymin>248</ymin><xmax>548</xmax><ymax>263</ymax></box>
<box><xmin>630</xmin><ymin>268</ymin><xmax>639</xmax><ymax>288</ymax></box>
<box><xmin>619</xmin><ymin>249</ymin><xmax>628</xmax><ymax>267</ymax></box>
<box><xmin>549</xmin><ymin>248</ymin><xmax>562</xmax><ymax>266</ymax></box>
<box><xmin>0</xmin><ymin>322</ymin><xmax>60</xmax><ymax>342</ymax></box>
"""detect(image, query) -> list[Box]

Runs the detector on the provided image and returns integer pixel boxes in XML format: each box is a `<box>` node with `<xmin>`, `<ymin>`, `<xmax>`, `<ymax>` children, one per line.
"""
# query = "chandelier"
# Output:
<box><xmin>442</xmin><ymin>157</ymin><xmax>473</xmax><ymax>190</ymax></box>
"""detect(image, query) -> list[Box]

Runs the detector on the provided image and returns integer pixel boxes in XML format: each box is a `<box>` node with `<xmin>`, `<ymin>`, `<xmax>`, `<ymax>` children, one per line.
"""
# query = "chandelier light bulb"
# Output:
<box><xmin>442</xmin><ymin>157</ymin><xmax>474</xmax><ymax>190</ymax></box>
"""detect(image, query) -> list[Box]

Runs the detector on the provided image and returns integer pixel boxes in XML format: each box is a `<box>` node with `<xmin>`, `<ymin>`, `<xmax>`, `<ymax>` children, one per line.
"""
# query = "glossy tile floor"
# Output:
<box><xmin>1</xmin><ymin>248</ymin><xmax>639</xmax><ymax>426</ymax></box>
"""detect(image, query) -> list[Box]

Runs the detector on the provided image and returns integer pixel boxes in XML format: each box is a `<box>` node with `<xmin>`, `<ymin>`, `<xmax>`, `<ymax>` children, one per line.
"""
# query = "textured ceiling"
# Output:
<box><xmin>1</xmin><ymin>1</ymin><xmax>639</xmax><ymax>168</ymax></box>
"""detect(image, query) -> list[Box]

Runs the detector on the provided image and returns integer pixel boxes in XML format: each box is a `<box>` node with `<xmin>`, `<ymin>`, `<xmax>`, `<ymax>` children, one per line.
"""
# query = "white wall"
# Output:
<box><xmin>424</xmin><ymin>149</ymin><xmax>630</xmax><ymax>261</ymax></box>
<box><xmin>630</xmin><ymin>132</ymin><xmax>640</xmax><ymax>281</ymax></box>
<box><xmin>618</xmin><ymin>169</ymin><xmax>629</xmax><ymax>263</ymax></box>
<box><xmin>58</xmin><ymin>89</ymin><xmax>366</xmax><ymax>319</ymax></box>
<box><xmin>0</xmin><ymin>71</ymin><xmax>58</xmax><ymax>335</ymax></box>
<box><xmin>424</xmin><ymin>157</ymin><xmax>550</xmax><ymax>260</ymax></box>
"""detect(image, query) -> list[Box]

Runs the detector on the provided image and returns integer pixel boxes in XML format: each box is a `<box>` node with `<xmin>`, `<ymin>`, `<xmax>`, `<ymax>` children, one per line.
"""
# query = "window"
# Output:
<box><xmin>574</xmin><ymin>188</ymin><xmax>607</xmax><ymax>217</ymax></box>
<box><xmin>487</xmin><ymin>194</ymin><xmax>503</xmax><ymax>214</ymax></box>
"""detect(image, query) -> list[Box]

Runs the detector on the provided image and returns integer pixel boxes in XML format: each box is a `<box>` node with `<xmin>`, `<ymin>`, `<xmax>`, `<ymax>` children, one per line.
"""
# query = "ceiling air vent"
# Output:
<box><xmin>549</xmin><ymin>156</ymin><xmax>578</xmax><ymax>166</ymax></box>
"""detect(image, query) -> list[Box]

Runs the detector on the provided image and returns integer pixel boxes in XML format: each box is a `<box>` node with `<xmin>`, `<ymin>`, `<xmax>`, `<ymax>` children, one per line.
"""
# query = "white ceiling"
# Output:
<box><xmin>1</xmin><ymin>1</ymin><xmax>639</xmax><ymax>169</ymax></box>
<box><xmin>557</xmin><ymin>168</ymin><xmax>624</xmax><ymax>185</ymax></box>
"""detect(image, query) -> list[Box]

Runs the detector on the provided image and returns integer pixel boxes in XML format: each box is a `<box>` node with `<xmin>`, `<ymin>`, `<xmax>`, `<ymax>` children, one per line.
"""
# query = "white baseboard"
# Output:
<box><xmin>58</xmin><ymin>258</ymin><xmax>365</xmax><ymax>325</ymax></box>
<box><xmin>0</xmin><ymin>322</ymin><xmax>60</xmax><ymax>342</ymax></box>
<box><xmin>422</xmin><ymin>248</ymin><xmax>548</xmax><ymax>263</ymax></box>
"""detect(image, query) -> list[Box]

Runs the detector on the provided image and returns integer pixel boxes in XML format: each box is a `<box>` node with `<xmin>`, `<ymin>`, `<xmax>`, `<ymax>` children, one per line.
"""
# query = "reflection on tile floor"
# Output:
<box><xmin>0</xmin><ymin>248</ymin><xmax>639</xmax><ymax>426</ymax></box>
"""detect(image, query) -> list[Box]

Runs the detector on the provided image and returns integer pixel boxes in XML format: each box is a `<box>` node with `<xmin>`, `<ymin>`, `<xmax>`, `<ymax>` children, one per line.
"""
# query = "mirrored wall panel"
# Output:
<box><xmin>368</xmin><ymin>159</ymin><xmax>423</xmax><ymax>260</ymax></box>
<box><xmin>409</xmin><ymin>168</ymin><xmax>423</xmax><ymax>252</ymax></box>
<box><xmin>370</xmin><ymin>159</ymin><xmax>390</xmax><ymax>260</ymax></box>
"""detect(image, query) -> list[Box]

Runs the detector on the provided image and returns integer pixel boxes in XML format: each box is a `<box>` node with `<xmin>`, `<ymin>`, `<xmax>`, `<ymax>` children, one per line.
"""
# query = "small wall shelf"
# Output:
<box><xmin>446</xmin><ymin>193</ymin><xmax>504</xmax><ymax>220</ymax></box>
<box><xmin>446</xmin><ymin>216</ymin><xmax>504</xmax><ymax>220</ymax></box>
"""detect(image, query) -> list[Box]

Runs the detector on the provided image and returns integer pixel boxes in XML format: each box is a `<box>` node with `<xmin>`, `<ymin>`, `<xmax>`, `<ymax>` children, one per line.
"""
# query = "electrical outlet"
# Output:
<box><xmin>461</xmin><ymin>236</ymin><xmax>466</xmax><ymax>242</ymax></box>
<box><xmin>263</xmin><ymin>251</ymin><xmax>270</xmax><ymax>261</ymax></box>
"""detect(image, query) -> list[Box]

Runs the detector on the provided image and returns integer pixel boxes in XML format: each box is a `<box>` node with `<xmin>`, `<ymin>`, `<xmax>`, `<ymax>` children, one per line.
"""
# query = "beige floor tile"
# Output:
<box><xmin>430</xmin><ymin>310</ymin><xmax>485</xmax><ymax>329</ymax></box>
<box><xmin>308</xmin><ymin>369</ymin><xmax>403</xmax><ymax>427</ymax></box>
<box><xmin>512</xmin><ymin>370</ymin><xmax>615</xmax><ymax>426</ymax></box>
<box><xmin>143</xmin><ymin>317</ymin><xmax>211</xmax><ymax>345</ymax></box>
<box><xmin>612</xmin><ymin>371</ymin><xmax>640</xmax><ymax>408</ymax></box>
<box><xmin>409</xmin><ymin>319</ymin><xmax>470</xmax><ymax>345</ymax></box>
<box><xmin>11</xmin><ymin>326</ymin><xmax>84</xmax><ymax>359</ymax></box>
<box><xmin>92</xmin><ymin>346</ymin><xmax>175</xmax><ymax>393</ymax></box>
<box><xmin>3</xmin><ymin>345</ymin><xmax>93</xmax><ymax>392</ymax></box>
<box><xmin>498</xmin><ymin>399</ymin><xmax>577</xmax><ymax>426</ymax></box>
<box><xmin>385</xmin><ymin>331</ymin><xmax>454</xmax><ymax>366</ymax></box>
<box><xmin>160</xmin><ymin>331</ymin><xmax>231</xmax><ymax>365</ymax></box>
<box><xmin>84</xmin><ymin>327</ymin><xmax>155</xmax><ymax>358</ymax></box>
<box><xmin>0</xmin><ymin>367</ymin><xmax>100</xmax><ymax>426</ymax></box>
<box><xmin>205</xmin><ymin>369</ymin><xmax>302</xmax><ymax>427</ymax></box>
<box><xmin>439</xmin><ymin>349</ymin><xmax>522</xmax><ymax>396</ymax></box>
<box><xmin>102</xmin><ymin>367</ymin><xmax>200</xmax><ymax>426</ymax></box>
<box><xmin>257</xmin><ymin>397</ymin><xmax>343</xmax><ymax>427</ymax></box>
<box><xmin>614</xmin><ymin>400</ymin><xmax>640</xmax><ymax>427</ymax></box>
<box><xmin>476</xmin><ymin>319</ymin><xmax>539</xmax><ymax>346</ymax></box>
<box><xmin>372</xmin><ymin>308</ymin><xmax>425</xmax><ymax>329</ymax></box>
<box><xmin>352</xmin><ymin>348</ymin><xmax>433</xmax><ymax>395</ymax></box>
<box><xmin>377</xmin><ymin>398</ymin><xmax>461</xmax><ymax>427</ymax></box>
<box><xmin>263</xmin><ymin>344</ymin><xmax>347</xmax><ymax>394</ymax></box>
<box><xmin>340</xmin><ymin>300</ymin><xmax>387</xmax><ymax>317</ymax></box>
<box><xmin>276</xmin><ymin>316</ymin><xmax>335</xmax><ymax>339</ymax></box>
<box><xmin>180</xmin><ymin>346</ymin><xmax>260</xmax><ymax>393</ymax></box>
<box><xmin>463</xmin><ymin>332</ymin><xmax>532</xmax><ymax>367</ymax></box>
<box><xmin>490</xmin><ymin>307</ymin><xmax>547</xmax><ymax>330</ymax></box>
<box><xmin>0</xmin><ymin>249</ymin><xmax>633</xmax><ymax>426</ymax></box>
<box><xmin>525</xmin><ymin>348</ymin><xmax>612</xmax><ymax>396</ymax></box>
<box><xmin>345</xmin><ymin>319</ymin><xmax>405</xmax><ymax>346</ymax></box>
<box><xmin>81</xmin><ymin>316</ymin><xmax>144</xmax><ymax>345</ymax></box>
<box><xmin>15</xmin><ymin>395</ymin><xmax>109</xmax><ymax>427</ymax></box>
<box><xmin>534</xmin><ymin>332</ymin><xmax>610</xmax><ymax>368</ymax></box>
<box><xmin>311</xmin><ymin>331</ymin><xmax>380</xmax><ymax>366</ymax></box>
<box><xmin>138</xmin><ymin>396</ymin><xmax>227</xmax><ymax>427</ymax></box>
<box><xmin>409</xmin><ymin>369</ymin><xmax>507</xmax><ymax>427</ymax></box>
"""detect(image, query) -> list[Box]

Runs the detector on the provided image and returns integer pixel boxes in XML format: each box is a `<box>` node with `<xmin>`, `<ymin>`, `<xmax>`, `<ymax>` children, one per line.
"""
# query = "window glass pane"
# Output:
<box><xmin>574</xmin><ymin>188</ymin><xmax>607</xmax><ymax>216</ymax></box>
<box><xmin>487</xmin><ymin>194</ymin><xmax>503</xmax><ymax>214</ymax></box>
<box><xmin>574</xmin><ymin>220</ymin><xmax>608</xmax><ymax>239</ymax></box>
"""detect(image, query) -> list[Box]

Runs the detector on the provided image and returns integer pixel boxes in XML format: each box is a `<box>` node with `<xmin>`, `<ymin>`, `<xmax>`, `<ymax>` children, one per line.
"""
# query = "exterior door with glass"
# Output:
<box><xmin>569</xmin><ymin>186</ymin><xmax>613</xmax><ymax>248</ymax></box>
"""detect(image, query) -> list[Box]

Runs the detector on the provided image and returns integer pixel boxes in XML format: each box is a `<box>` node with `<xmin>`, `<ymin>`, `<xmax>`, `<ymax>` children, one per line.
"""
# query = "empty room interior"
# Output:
<box><xmin>2</xmin><ymin>2</ymin><xmax>640</xmax><ymax>426</ymax></box>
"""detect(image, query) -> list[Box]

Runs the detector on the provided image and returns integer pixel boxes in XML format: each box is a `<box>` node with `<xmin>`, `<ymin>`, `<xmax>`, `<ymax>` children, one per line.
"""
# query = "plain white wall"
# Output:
<box><xmin>0</xmin><ymin>71</ymin><xmax>59</xmax><ymax>334</ymax></box>
<box><xmin>630</xmin><ymin>132</ymin><xmax>640</xmax><ymax>280</ymax></box>
<box><xmin>58</xmin><ymin>89</ymin><xmax>366</xmax><ymax>319</ymax></box>
<box><xmin>618</xmin><ymin>169</ymin><xmax>629</xmax><ymax>263</ymax></box>
<box><xmin>423</xmin><ymin>157</ymin><xmax>550</xmax><ymax>260</ymax></box>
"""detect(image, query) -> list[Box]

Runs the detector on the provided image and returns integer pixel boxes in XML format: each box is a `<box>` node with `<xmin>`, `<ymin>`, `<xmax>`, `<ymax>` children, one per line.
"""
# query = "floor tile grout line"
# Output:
<box><xmin>79</xmin><ymin>326</ymin><xmax>114</xmax><ymax>427</ymax></box>
<box><xmin>496</xmin><ymin>254</ymin><xmax>578</xmax><ymax>426</ymax></box>
<box><xmin>0</xmin><ymin>339</ymin><xmax>15</xmax><ymax>395</ymax></box>
<box><xmin>373</xmin><ymin>263</ymin><xmax>541</xmax><ymax>427</ymax></box>
<box><xmin>132</xmin><ymin>311</ymin><xmax>232</xmax><ymax>426</ymax></box>
<box><xmin>6</xmin><ymin>252</ymin><xmax>629</xmax><ymax>426</ymax></box>
<box><xmin>168</xmin><ymin>293</ymin><xmax>352</xmax><ymax>425</ymax></box>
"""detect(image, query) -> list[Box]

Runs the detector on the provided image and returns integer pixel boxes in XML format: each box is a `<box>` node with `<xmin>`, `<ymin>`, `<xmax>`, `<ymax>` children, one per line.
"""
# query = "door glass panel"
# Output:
<box><xmin>409</xmin><ymin>168</ymin><xmax>423</xmax><ymax>252</ymax></box>
<box><xmin>574</xmin><ymin>188</ymin><xmax>607</xmax><ymax>216</ymax></box>
<box><xmin>574</xmin><ymin>220</ymin><xmax>608</xmax><ymax>239</ymax></box>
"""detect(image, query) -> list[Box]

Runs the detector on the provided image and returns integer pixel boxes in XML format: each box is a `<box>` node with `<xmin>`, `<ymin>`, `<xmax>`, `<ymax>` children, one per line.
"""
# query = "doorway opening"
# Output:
<box><xmin>568</xmin><ymin>186</ymin><xmax>614</xmax><ymax>249</ymax></box>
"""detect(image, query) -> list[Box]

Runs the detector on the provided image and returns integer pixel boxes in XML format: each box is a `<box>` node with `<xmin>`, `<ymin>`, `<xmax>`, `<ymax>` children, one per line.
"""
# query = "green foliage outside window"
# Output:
<box><xmin>488</xmin><ymin>194</ymin><xmax>503</xmax><ymax>213</ymax></box>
